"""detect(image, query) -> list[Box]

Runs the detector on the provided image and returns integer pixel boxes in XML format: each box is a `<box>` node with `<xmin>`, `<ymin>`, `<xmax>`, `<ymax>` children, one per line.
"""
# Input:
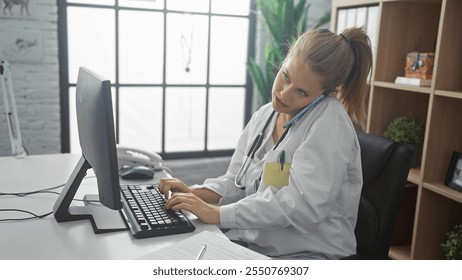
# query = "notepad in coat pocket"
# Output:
<box><xmin>262</xmin><ymin>150</ymin><xmax>291</xmax><ymax>188</ymax></box>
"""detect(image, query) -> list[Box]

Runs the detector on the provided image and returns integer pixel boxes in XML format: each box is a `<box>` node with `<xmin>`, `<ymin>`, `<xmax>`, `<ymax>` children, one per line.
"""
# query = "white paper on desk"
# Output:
<box><xmin>138</xmin><ymin>230</ymin><xmax>270</xmax><ymax>260</ymax></box>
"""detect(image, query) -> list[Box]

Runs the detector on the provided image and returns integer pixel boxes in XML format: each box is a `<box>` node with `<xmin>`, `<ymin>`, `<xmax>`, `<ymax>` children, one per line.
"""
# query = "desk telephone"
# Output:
<box><xmin>117</xmin><ymin>146</ymin><xmax>171</xmax><ymax>174</ymax></box>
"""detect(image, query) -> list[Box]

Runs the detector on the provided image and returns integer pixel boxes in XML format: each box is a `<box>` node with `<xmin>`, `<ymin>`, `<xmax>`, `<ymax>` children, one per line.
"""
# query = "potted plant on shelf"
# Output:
<box><xmin>441</xmin><ymin>224</ymin><xmax>462</xmax><ymax>260</ymax></box>
<box><xmin>384</xmin><ymin>116</ymin><xmax>425</xmax><ymax>167</ymax></box>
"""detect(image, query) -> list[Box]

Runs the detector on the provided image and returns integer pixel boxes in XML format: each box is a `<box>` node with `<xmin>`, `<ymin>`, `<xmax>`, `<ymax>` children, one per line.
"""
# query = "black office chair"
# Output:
<box><xmin>342</xmin><ymin>131</ymin><xmax>414</xmax><ymax>259</ymax></box>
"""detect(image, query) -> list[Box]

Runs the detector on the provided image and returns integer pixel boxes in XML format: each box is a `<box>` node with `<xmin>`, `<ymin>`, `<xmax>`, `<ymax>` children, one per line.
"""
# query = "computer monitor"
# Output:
<box><xmin>53</xmin><ymin>67</ymin><xmax>127</xmax><ymax>233</ymax></box>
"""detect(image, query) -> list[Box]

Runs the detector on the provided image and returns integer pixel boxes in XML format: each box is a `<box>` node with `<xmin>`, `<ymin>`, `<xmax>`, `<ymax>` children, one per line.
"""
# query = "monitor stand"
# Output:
<box><xmin>53</xmin><ymin>156</ymin><xmax>128</xmax><ymax>233</ymax></box>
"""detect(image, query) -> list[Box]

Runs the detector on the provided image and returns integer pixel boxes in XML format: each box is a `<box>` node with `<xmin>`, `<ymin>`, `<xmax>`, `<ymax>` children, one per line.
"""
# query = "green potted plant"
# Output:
<box><xmin>247</xmin><ymin>0</ymin><xmax>330</xmax><ymax>105</ymax></box>
<box><xmin>384</xmin><ymin>116</ymin><xmax>425</xmax><ymax>167</ymax></box>
<box><xmin>441</xmin><ymin>224</ymin><xmax>462</xmax><ymax>260</ymax></box>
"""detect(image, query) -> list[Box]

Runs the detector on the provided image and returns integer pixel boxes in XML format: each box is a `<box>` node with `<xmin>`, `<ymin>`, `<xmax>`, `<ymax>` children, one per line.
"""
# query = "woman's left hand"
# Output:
<box><xmin>165</xmin><ymin>192</ymin><xmax>220</xmax><ymax>224</ymax></box>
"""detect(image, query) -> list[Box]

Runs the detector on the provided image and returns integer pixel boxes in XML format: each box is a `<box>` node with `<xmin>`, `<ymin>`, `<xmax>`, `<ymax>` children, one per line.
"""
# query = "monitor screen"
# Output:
<box><xmin>53</xmin><ymin>67</ymin><xmax>125</xmax><ymax>233</ymax></box>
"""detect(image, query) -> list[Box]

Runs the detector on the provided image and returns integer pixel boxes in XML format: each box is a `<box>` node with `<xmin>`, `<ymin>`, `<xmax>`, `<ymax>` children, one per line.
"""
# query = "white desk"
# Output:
<box><xmin>0</xmin><ymin>153</ymin><xmax>225</xmax><ymax>260</ymax></box>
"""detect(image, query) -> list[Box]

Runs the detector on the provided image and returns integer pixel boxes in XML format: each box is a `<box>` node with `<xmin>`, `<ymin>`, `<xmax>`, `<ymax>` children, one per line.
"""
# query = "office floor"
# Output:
<box><xmin>164</xmin><ymin>156</ymin><xmax>231</xmax><ymax>186</ymax></box>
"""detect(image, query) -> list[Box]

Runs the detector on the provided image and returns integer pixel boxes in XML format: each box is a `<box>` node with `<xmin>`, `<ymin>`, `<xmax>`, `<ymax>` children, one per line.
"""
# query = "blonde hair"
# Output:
<box><xmin>285</xmin><ymin>27</ymin><xmax>372</xmax><ymax>130</ymax></box>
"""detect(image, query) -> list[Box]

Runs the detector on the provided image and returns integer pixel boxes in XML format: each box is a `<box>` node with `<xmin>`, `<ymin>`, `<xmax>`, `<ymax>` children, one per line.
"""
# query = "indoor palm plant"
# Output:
<box><xmin>247</xmin><ymin>0</ymin><xmax>330</xmax><ymax>105</ymax></box>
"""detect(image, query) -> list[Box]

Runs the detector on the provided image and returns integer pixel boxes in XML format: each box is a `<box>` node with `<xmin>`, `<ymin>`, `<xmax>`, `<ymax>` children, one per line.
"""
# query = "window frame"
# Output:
<box><xmin>58</xmin><ymin>0</ymin><xmax>256</xmax><ymax>159</ymax></box>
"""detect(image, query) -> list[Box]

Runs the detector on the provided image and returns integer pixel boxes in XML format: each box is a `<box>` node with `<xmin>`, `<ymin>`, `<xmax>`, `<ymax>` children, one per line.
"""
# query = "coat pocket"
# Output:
<box><xmin>262</xmin><ymin>150</ymin><xmax>291</xmax><ymax>188</ymax></box>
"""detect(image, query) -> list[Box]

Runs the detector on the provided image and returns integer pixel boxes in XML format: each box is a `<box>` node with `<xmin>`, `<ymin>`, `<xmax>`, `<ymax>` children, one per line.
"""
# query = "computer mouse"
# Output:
<box><xmin>120</xmin><ymin>166</ymin><xmax>154</xmax><ymax>180</ymax></box>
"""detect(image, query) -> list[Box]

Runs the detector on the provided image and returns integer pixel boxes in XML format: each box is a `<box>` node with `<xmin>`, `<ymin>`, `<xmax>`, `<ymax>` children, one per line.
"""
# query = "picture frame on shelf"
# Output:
<box><xmin>445</xmin><ymin>151</ymin><xmax>462</xmax><ymax>192</ymax></box>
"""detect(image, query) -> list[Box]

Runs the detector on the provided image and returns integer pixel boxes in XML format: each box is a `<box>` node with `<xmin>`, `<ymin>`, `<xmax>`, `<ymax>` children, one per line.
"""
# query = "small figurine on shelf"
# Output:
<box><xmin>394</xmin><ymin>47</ymin><xmax>435</xmax><ymax>87</ymax></box>
<box><xmin>441</xmin><ymin>224</ymin><xmax>462</xmax><ymax>260</ymax></box>
<box><xmin>405</xmin><ymin>51</ymin><xmax>435</xmax><ymax>80</ymax></box>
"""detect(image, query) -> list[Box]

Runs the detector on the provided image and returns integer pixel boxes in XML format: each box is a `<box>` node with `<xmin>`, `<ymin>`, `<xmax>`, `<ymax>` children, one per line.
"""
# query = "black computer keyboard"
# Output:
<box><xmin>119</xmin><ymin>184</ymin><xmax>195</xmax><ymax>239</ymax></box>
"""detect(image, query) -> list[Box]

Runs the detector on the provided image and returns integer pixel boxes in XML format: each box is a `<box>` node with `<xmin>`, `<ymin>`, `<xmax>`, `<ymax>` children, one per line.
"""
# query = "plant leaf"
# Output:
<box><xmin>247</xmin><ymin>0</ymin><xmax>329</xmax><ymax>106</ymax></box>
<box><xmin>247</xmin><ymin>59</ymin><xmax>268</xmax><ymax>104</ymax></box>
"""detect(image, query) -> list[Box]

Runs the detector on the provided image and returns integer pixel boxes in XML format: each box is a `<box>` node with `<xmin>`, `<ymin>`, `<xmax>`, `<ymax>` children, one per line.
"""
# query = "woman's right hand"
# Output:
<box><xmin>158</xmin><ymin>178</ymin><xmax>191</xmax><ymax>198</ymax></box>
<box><xmin>158</xmin><ymin>177</ymin><xmax>222</xmax><ymax>204</ymax></box>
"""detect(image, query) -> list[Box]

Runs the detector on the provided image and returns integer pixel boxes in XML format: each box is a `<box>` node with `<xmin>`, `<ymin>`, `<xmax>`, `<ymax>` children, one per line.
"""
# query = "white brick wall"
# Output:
<box><xmin>0</xmin><ymin>0</ymin><xmax>59</xmax><ymax>156</ymax></box>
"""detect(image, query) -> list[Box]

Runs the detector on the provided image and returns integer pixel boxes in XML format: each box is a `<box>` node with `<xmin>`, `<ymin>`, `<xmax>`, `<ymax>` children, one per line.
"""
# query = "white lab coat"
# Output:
<box><xmin>196</xmin><ymin>96</ymin><xmax>362</xmax><ymax>259</ymax></box>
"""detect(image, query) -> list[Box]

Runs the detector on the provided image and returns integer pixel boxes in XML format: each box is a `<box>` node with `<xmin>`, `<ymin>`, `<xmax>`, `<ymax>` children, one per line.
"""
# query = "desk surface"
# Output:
<box><xmin>0</xmin><ymin>153</ymin><xmax>224</xmax><ymax>260</ymax></box>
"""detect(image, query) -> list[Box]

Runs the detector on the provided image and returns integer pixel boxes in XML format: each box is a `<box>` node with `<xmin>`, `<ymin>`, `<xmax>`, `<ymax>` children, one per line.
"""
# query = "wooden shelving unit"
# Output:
<box><xmin>332</xmin><ymin>0</ymin><xmax>462</xmax><ymax>259</ymax></box>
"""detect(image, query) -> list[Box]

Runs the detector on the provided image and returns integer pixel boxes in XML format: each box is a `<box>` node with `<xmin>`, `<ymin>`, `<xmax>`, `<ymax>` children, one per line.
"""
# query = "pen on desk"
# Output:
<box><xmin>279</xmin><ymin>150</ymin><xmax>285</xmax><ymax>171</ymax></box>
<box><xmin>196</xmin><ymin>244</ymin><xmax>207</xmax><ymax>260</ymax></box>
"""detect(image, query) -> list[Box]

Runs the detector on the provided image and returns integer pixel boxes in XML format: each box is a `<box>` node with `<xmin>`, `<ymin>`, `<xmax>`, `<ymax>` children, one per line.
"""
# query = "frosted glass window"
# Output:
<box><xmin>167</xmin><ymin>0</ymin><xmax>209</xmax><ymax>13</ymax></box>
<box><xmin>209</xmin><ymin>16</ymin><xmax>249</xmax><ymax>85</ymax></box>
<box><xmin>69</xmin><ymin>86</ymin><xmax>116</xmax><ymax>154</ymax></box>
<box><xmin>67</xmin><ymin>0</ymin><xmax>114</xmax><ymax>5</ymax></box>
<box><xmin>119</xmin><ymin>0</ymin><xmax>164</xmax><ymax>9</ymax></box>
<box><xmin>211</xmin><ymin>0</ymin><xmax>250</xmax><ymax>16</ymax></box>
<box><xmin>119</xmin><ymin>87</ymin><xmax>163</xmax><ymax>152</ymax></box>
<box><xmin>119</xmin><ymin>10</ymin><xmax>164</xmax><ymax>84</ymax></box>
<box><xmin>166</xmin><ymin>13</ymin><xmax>209</xmax><ymax>85</ymax></box>
<box><xmin>207</xmin><ymin>87</ymin><xmax>245</xmax><ymax>150</ymax></box>
<box><xmin>68</xmin><ymin>7</ymin><xmax>115</xmax><ymax>83</ymax></box>
<box><xmin>165</xmin><ymin>87</ymin><xmax>206</xmax><ymax>152</ymax></box>
<box><xmin>63</xmin><ymin>1</ymin><xmax>254</xmax><ymax>157</ymax></box>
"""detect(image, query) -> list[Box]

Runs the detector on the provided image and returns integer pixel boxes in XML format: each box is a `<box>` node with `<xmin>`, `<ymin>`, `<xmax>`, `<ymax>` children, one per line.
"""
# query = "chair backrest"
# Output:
<box><xmin>353</xmin><ymin>131</ymin><xmax>414</xmax><ymax>259</ymax></box>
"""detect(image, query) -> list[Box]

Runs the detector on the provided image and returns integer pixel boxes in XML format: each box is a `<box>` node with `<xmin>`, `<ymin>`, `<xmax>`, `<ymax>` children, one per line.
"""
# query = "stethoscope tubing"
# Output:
<box><xmin>235</xmin><ymin>94</ymin><xmax>327</xmax><ymax>190</ymax></box>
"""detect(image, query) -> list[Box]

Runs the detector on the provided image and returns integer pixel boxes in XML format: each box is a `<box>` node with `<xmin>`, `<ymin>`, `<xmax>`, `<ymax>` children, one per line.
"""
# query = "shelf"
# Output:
<box><xmin>408</xmin><ymin>167</ymin><xmax>421</xmax><ymax>184</ymax></box>
<box><xmin>433</xmin><ymin>0</ymin><xmax>462</xmax><ymax>92</ymax></box>
<box><xmin>374</xmin><ymin>81</ymin><xmax>432</xmax><ymax>95</ymax></box>
<box><xmin>423</xmin><ymin>181</ymin><xmax>462</xmax><ymax>204</ymax></box>
<box><xmin>335</xmin><ymin>0</ymin><xmax>461</xmax><ymax>260</ymax></box>
<box><xmin>389</xmin><ymin>245</ymin><xmax>411</xmax><ymax>260</ymax></box>
<box><xmin>367</xmin><ymin>86</ymin><xmax>429</xmax><ymax>137</ymax></box>
<box><xmin>434</xmin><ymin>90</ymin><xmax>462</xmax><ymax>99</ymax></box>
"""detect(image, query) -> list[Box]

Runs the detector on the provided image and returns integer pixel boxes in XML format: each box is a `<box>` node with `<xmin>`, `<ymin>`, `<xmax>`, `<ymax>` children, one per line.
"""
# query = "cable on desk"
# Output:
<box><xmin>0</xmin><ymin>196</ymin><xmax>100</xmax><ymax>222</ymax></box>
<box><xmin>0</xmin><ymin>209</ymin><xmax>53</xmax><ymax>222</ymax></box>
<box><xmin>0</xmin><ymin>176</ymin><xmax>160</xmax><ymax>222</ymax></box>
<box><xmin>0</xmin><ymin>176</ymin><xmax>100</xmax><ymax>222</ymax></box>
<box><xmin>75</xmin><ymin>197</ymin><xmax>100</xmax><ymax>203</ymax></box>
<box><xmin>0</xmin><ymin>197</ymin><xmax>100</xmax><ymax>222</ymax></box>
<box><xmin>0</xmin><ymin>189</ymin><xmax>100</xmax><ymax>203</ymax></box>
<box><xmin>0</xmin><ymin>176</ymin><xmax>97</xmax><ymax>197</ymax></box>
<box><xmin>0</xmin><ymin>184</ymin><xmax>65</xmax><ymax>197</ymax></box>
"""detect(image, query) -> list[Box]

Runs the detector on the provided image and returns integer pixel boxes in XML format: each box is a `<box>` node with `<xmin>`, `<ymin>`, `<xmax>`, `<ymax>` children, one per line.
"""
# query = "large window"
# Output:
<box><xmin>59</xmin><ymin>0</ymin><xmax>255</xmax><ymax>159</ymax></box>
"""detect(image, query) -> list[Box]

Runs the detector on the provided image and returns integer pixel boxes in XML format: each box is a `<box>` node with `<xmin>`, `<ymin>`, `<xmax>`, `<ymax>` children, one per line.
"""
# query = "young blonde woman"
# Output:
<box><xmin>160</xmin><ymin>27</ymin><xmax>373</xmax><ymax>259</ymax></box>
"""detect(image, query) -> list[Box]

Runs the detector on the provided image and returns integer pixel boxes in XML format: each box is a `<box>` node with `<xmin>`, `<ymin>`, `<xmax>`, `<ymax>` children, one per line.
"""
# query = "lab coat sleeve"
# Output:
<box><xmin>220</xmin><ymin>116</ymin><xmax>359</xmax><ymax>232</ymax></box>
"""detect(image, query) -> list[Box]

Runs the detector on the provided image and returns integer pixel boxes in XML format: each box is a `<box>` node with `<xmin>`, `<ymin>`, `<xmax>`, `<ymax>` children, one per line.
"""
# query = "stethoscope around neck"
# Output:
<box><xmin>234</xmin><ymin>94</ymin><xmax>327</xmax><ymax>190</ymax></box>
